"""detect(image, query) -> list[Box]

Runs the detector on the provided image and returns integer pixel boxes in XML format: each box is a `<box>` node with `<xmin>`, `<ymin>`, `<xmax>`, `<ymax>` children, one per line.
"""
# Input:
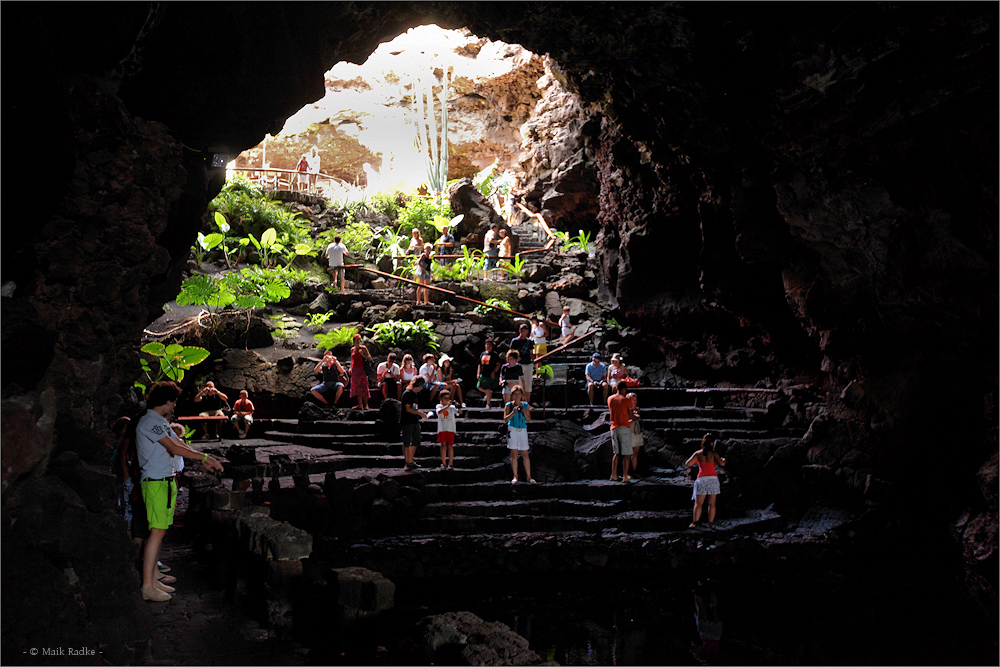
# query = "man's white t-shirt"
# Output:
<box><xmin>377</xmin><ymin>362</ymin><xmax>400</xmax><ymax>382</ymax></box>
<box><xmin>326</xmin><ymin>242</ymin><xmax>347</xmax><ymax>268</ymax></box>
<box><xmin>483</xmin><ymin>229</ymin><xmax>498</xmax><ymax>253</ymax></box>
<box><xmin>419</xmin><ymin>363</ymin><xmax>440</xmax><ymax>385</ymax></box>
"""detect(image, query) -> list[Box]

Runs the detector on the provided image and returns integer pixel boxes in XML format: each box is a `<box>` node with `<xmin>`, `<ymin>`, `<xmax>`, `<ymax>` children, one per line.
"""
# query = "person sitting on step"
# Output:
<box><xmin>585</xmin><ymin>353</ymin><xmax>609</xmax><ymax>406</ymax></box>
<box><xmin>230</xmin><ymin>390</ymin><xmax>254</xmax><ymax>439</ymax></box>
<box><xmin>193</xmin><ymin>381</ymin><xmax>228</xmax><ymax>439</ymax></box>
<box><xmin>310</xmin><ymin>351</ymin><xmax>346</xmax><ymax>405</ymax></box>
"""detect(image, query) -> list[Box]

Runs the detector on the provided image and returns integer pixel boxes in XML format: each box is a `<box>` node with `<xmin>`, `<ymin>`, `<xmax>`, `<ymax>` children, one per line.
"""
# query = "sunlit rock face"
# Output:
<box><xmin>2</xmin><ymin>2</ymin><xmax>996</xmax><ymax>658</ymax></box>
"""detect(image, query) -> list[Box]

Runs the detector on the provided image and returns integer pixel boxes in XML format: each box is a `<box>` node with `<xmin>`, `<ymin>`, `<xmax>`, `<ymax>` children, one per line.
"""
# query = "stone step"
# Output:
<box><xmin>292</xmin><ymin>419</ymin><xmax>556</xmax><ymax>435</ymax></box>
<box><xmin>421</xmin><ymin>498</ymin><xmax>625</xmax><ymax>518</ymax></box>
<box><xmin>421</xmin><ymin>478</ymin><xmax>693</xmax><ymax>504</ymax></box>
<box><xmin>405</xmin><ymin>509</ymin><xmax>694</xmax><ymax>536</ymax></box>
<box><xmin>344</xmin><ymin>509</ymin><xmax>788</xmax><ymax>578</ymax></box>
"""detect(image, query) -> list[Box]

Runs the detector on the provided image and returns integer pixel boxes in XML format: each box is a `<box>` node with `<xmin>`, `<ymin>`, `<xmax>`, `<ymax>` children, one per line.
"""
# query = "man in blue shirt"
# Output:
<box><xmin>585</xmin><ymin>352</ymin><xmax>609</xmax><ymax>405</ymax></box>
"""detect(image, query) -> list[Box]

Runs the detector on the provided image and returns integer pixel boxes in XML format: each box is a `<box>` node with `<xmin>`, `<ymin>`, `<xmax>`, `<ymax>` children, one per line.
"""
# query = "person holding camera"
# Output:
<box><xmin>504</xmin><ymin>385</ymin><xmax>534</xmax><ymax>484</ymax></box>
<box><xmin>193</xmin><ymin>380</ymin><xmax>228</xmax><ymax>439</ymax></box>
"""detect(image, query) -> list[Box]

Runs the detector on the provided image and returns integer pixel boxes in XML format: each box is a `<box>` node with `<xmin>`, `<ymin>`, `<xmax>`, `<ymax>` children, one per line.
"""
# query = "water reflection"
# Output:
<box><xmin>693</xmin><ymin>579</ymin><xmax>723</xmax><ymax>664</ymax></box>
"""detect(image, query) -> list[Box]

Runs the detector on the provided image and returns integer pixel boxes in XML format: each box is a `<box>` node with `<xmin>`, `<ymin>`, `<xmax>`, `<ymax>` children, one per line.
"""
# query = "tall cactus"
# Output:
<box><xmin>414</xmin><ymin>64</ymin><xmax>451</xmax><ymax>204</ymax></box>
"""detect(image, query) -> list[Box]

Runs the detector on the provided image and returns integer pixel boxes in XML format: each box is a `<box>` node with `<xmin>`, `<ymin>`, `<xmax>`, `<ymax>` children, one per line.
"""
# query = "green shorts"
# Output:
<box><xmin>477</xmin><ymin>375</ymin><xmax>498</xmax><ymax>391</ymax></box>
<box><xmin>141</xmin><ymin>478</ymin><xmax>177</xmax><ymax>530</ymax></box>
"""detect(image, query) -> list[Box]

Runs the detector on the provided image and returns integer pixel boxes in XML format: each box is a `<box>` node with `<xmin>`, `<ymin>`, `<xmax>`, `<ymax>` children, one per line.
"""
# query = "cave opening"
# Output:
<box><xmin>2</xmin><ymin>3</ymin><xmax>997</xmax><ymax>665</ymax></box>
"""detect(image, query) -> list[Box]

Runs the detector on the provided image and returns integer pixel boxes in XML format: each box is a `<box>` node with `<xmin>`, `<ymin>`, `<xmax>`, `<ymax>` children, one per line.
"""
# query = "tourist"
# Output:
<box><xmin>497</xmin><ymin>227</ymin><xmax>513</xmax><ymax>279</ymax></box>
<box><xmin>608</xmin><ymin>353</ymin><xmax>629</xmax><ymax>390</ymax></box>
<box><xmin>483</xmin><ymin>222</ymin><xmax>500</xmax><ymax>276</ymax></box>
<box><xmin>296</xmin><ymin>152</ymin><xmax>309</xmax><ymax>191</ymax></box>
<box><xmin>438</xmin><ymin>354</ymin><xmax>465</xmax><ymax>407</ymax></box>
<box><xmin>608</xmin><ymin>383</ymin><xmax>634</xmax><ymax>482</ymax></box>
<box><xmin>419</xmin><ymin>352</ymin><xmax>443</xmax><ymax>403</ymax></box>
<box><xmin>627</xmin><ymin>392</ymin><xmax>643</xmax><ymax>477</ymax></box>
<box><xmin>193</xmin><ymin>380</ymin><xmax>228</xmax><ymax>439</ymax></box>
<box><xmin>415</xmin><ymin>243</ymin><xmax>433</xmax><ymax>305</ymax></box>
<box><xmin>349</xmin><ymin>333</ymin><xmax>372</xmax><ymax>410</ymax></box>
<box><xmin>376</xmin><ymin>352</ymin><xmax>400</xmax><ymax>401</ymax></box>
<box><xmin>324</xmin><ymin>234</ymin><xmax>349</xmax><ymax>291</ymax></box>
<box><xmin>306</xmin><ymin>145</ymin><xmax>321</xmax><ymax>192</ymax></box>
<box><xmin>476</xmin><ymin>338</ymin><xmax>500</xmax><ymax>409</ymax></box>
<box><xmin>400</xmin><ymin>377</ymin><xmax>426</xmax><ymax>470</ymax></box>
<box><xmin>435</xmin><ymin>389</ymin><xmax>461</xmax><ymax>470</ymax></box>
<box><xmin>504</xmin><ymin>385</ymin><xmax>534</xmax><ymax>484</ymax></box>
<box><xmin>685</xmin><ymin>433</ymin><xmax>726</xmax><ymax>529</ymax></box>
<box><xmin>559</xmin><ymin>305</ymin><xmax>574</xmax><ymax>346</ymax></box>
<box><xmin>508</xmin><ymin>323</ymin><xmax>535</xmax><ymax>404</ymax></box>
<box><xmin>407</xmin><ymin>228</ymin><xmax>424</xmax><ymax>255</ymax></box>
<box><xmin>135</xmin><ymin>381</ymin><xmax>223</xmax><ymax>601</ymax></box>
<box><xmin>112</xmin><ymin>416</ymin><xmax>146</xmax><ymax>552</ymax></box>
<box><xmin>530</xmin><ymin>313</ymin><xmax>549</xmax><ymax>358</ymax></box>
<box><xmin>435</xmin><ymin>224</ymin><xmax>455</xmax><ymax>264</ymax></box>
<box><xmin>585</xmin><ymin>353</ymin><xmax>609</xmax><ymax>405</ymax></box>
<box><xmin>398</xmin><ymin>353</ymin><xmax>418</xmax><ymax>399</ymax></box>
<box><xmin>499</xmin><ymin>349</ymin><xmax>523</xmax><ymax>403</ymax></box>
<box><xmin>310</xmin><ymin>350</ymin><xmax>346</xmax><ymax>405</ymax></box>
<box><xmin>230</xmin><ymin>390</ymin><xmax>254</xmax><ymax>439</ymax></box>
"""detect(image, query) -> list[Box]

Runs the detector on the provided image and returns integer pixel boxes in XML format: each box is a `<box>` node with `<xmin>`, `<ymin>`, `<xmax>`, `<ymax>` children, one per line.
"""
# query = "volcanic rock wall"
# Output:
<box><xmin>2</xmin><ymin>2</ymin><xmax>996</xmax><ymax>659</ymax></box>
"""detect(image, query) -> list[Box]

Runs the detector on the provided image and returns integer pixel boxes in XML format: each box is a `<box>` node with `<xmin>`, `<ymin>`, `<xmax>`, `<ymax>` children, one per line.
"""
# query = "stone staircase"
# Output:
<box><xmin>212</xmin><ymin>383</ymin><xmax>805</xmax><ymax>578</ymax></box>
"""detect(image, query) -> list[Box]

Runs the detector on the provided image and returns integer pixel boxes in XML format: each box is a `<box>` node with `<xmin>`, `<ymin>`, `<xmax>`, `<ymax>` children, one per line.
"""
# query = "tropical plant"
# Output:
<box><xmin>136</xmin><ymin>342</ymin><xmax>210</xmax><ymax>391</ymax></box>
<box><xmin>201</xmin><ymin>212</ymin><xmax>235</xmax><ymax>268</ymax></box>
<box><xmin>571</xmin><ymin>230</ymin><xmax>593</xmax><ymax>253</ymax></box>
<box><xmin>473</xmin><ymin>158</ymin><xmax>515</xmax><ymax>200</ymax></box>
<box><xmin>375</xmin><ymin>225</ymin><xmax>409</xmax><ymax>272</ymax></box>
<box><xmin>340</xmin><ymin>221</ymin><xmax>375</xmax><ymax>258</ymax></box>
<box><xmin>220</xmin><ymin>267</ymin><xmax>292</xmax><ymax>310</ymax></box>
<box><xmin>210</xmin><ymin>173</ymin><xmax>310</xmax><ymax>241</ymax></box>
<box><xmin>305</xmin><ymin>312</ymin><xmax>333</xmax><ymax>329</ymax></box>
<box><xmin>396</xmin><ymin>196</ymin><xmax>451</xmax><ymax>245</ymax></box>
<box><xmin>175</xmin><ymin>274</ymin><xmax>235</xmax><ymax>318</ymax></box>
<box><xmin>368</xmin><ymin>319</ymin><xmax>440</xmax><ymax>351</ymax></box>
<box><xmin>473</xmin><ymin>298</ymin><xmax>514</xmax><ymax>318</ymax></box>
<box><xmin>314</xmin><ymin>325</ymin><xmax>359</xmax><ymax>351</ymax></box>
<box><xmin>553</xmin><ymin>230</ymin><xmax>573</xmax><ymax>253</ymax></box>
<box><xmin>370</xmin><ymin>190</ymin><xmax>404</xmax><ymax>219</ymax></box>
<box><xmin>267</xmin><ymin>314</ymin><xmax>299</xmax><ymax>339</ymax></box>
<box><xmin>606</xmin><ymin>317</ymin><xmax>623</xmax><ymax>331</ymax></box>
<box><xmin>413</xmin><ymin>64</ymin><xmax>451</xmax><ymax>205</ymax></box>
<box><xmin>501</xmin><ymin>254</ymin><xmax>528</xmax><ymax>281</ymax></box>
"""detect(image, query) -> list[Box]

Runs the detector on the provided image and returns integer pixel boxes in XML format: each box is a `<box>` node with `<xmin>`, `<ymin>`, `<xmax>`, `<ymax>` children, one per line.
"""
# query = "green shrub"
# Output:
<box><xmin>368</xmin><ymin>319</ymin><xmax>440</xmax><ymax>351</ymax></box>
<box><xmin>314</xmin><ymin>326</ymin><xmax>359</xmax><ymax>351</ymax></box>
<box><xmin>396</xmin><ymin>196</ymin><xmax>451</xmax><ymax>246</ymax></box>
<box><xmin>473</xmin><ymin>298</ymin><xmax>514</xmax><ymax>317</ymax></box>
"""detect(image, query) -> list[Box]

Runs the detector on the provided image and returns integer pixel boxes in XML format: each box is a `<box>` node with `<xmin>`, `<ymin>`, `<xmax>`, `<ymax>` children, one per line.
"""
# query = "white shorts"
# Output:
<box><xmin>692</xmin><ymin>476</ymin><xmax>721</xmax><ymax>498</ymax></box>
<box><xmin>507</xmin><ymin>427</ymin><xmax>529</xmax><ymax>451</ymax></box>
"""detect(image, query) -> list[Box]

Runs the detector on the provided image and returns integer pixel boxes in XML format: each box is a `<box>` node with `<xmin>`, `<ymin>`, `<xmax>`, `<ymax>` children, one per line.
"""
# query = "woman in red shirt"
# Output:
<box><xmin>684</xmin><ymin>433</ymin><xmax>726</xmax><ymax>529</ymax></box>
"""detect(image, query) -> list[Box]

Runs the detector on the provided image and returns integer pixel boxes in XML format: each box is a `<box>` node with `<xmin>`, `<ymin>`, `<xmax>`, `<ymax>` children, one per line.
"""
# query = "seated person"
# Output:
<box><xmin>608</xmin><ymin>353</ymin><xmax>630</xmax><ymax>389</ymax></box>
<box><xmin>499</xmin><ymin>349</ymin><xmax>524</xmax><ymax>403</ymax></box>
<box><xmin>419</xmin><ymin>353</ymin><xmax>443</xmax><ymax>403</ymax></box>
<box><xmin>310</xmin><ymin>351</ymin><xmax>346</xmax><ymax>405</ymax></box>
<box><xmin>377</xmin><ymin>352</ymin><xmax>401</xmax><ymax>401</ymax></box>
<box><xmin>230</xmin><ymin>390</ymin><xmax>255</xmax><ymax>439</ymax></box>
<box><xmin>585</xmin><ymin>353</ymin><xmax>609</xmax><ymax>406</ymax></box>
<box><xmin>194</xmin><ymin>380</ymin><xmax>228</xmax><ymax>439</ymax></box>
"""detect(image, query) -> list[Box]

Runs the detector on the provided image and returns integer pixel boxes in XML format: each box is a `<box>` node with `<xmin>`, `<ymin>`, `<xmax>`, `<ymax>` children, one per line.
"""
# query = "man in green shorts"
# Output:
<box><xmin>136</xmin><ymin>381</ymin><xmax>224</xmax><ymax>601</ymax></box>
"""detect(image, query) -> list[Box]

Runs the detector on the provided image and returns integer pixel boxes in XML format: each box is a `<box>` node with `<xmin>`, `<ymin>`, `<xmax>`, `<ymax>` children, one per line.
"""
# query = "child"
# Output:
<box><xmin>627</xmin><ymin>392</ymin><xmax>642</xmax><ymax>477</ymax></box>
<box><xmin>504</xmin><ymin>385</ymin><xmax>534</xmax><ymax>484</ymax></box>
<box><xmin>499</xmin><ymin>349</ymin><xmax>523</xmax><ymax>403</ymax></box>
<box><xmin>435</xmin><ymin>390</ymin><xmax>461</xmax><ymax>470</ymax></box>
<box><xmin>559</xmin><ymin>305</ymin><xmax>574</xmax><ymax>346</ymax></box>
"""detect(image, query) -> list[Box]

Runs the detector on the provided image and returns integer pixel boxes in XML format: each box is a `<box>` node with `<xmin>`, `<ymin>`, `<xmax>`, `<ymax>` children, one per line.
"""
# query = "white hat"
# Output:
<box><xmin>438</xmin><ymin>354</ymin><xmax>453</xmax><ymax>365</ymax></box>
<box><xmin>450</xmin><ymin>214</ymin><xmax>465</xmax><ymax>226</ymax></box>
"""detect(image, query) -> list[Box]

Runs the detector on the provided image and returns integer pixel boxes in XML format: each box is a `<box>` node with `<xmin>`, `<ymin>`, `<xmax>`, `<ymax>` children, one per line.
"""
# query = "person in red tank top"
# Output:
<box><xmin>684</xmin><ymin>433</ymin><xmax>726</xmax><ymax>529</ymax></box>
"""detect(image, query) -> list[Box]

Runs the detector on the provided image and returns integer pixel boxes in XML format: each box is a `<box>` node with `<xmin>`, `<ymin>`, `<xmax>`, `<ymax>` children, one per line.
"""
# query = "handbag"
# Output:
<box><xmin>623</xmin><ymin>376</ymin><xmax>640</xmax><ymax>388</ymax></box>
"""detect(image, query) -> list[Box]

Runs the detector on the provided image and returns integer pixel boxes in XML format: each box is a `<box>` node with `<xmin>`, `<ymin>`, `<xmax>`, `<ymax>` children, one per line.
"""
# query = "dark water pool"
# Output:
<box><xmin>378</xmin><ymin>560</ymin><xmax>997</xmax><ymax>666</ymax></box>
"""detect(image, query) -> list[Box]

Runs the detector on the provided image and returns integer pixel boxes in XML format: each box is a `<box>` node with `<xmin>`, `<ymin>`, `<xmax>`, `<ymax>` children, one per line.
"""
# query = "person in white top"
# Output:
<box><xmin>559</xmin><ymin>305</ymin><xmax>574</xmax><ymax>345</ymax></box>
<box><xmin>483</xmin><ymin>222</ymin><xmax>500</xmax><ymax>275</ymax></box>
<box><xmin>529</xmin><ymin>314</ymin><xmax>549</xmax><ymax>357</ymax></box>
<box><xmin>325</xmin><ymin>235</ymin><xmax>349</xmax><ymax>291</ymax></box>
<box><xmin>435</xmin><ymin>390</ymin><xmax>462</xmax><ymax>470</ymax></box>
<box><xmin>135</xmin><ymin>382</ymin><xmax>224</xmax><ymax>602</ymax></box>
<box><xmin>419</xmin><ymin>353</ymin><xmax>442</xmax><ymax>403</ymax></box>
<box><xmin>376</xmin><ymin>352</ymin><xmax>401</xmax><ymax>400</ymax></box>
<box><xmin>398</xmin><ymin>353</ymin><xmax>418</xmax><ymax>399</ymax></box>
<box><xmin>305</xmin><ymin>146</ymin><xmax>321</xmax><ymax>192</ymax></box>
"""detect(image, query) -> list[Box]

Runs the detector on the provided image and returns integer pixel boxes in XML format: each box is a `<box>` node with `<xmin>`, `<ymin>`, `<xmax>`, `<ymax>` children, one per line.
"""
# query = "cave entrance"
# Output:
<box><xmin>230</xmin><ymin>24</ymin><xmax>543</xmax><ymax>199</ymax></box>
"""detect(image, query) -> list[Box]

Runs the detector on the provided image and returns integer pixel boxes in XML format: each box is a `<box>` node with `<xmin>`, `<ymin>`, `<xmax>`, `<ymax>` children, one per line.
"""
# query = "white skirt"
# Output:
<box><xmin>692</xmin><ymin>475</ymin><xmax>721</xmax><ymax>499</ymax></box>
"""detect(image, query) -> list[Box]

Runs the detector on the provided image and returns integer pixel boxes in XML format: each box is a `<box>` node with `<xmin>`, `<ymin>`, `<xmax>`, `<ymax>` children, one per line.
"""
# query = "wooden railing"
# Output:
<box><xmin>230</xmin><ymin>167</ymin><xmax>343</xmax><ymax>194</ymax></box>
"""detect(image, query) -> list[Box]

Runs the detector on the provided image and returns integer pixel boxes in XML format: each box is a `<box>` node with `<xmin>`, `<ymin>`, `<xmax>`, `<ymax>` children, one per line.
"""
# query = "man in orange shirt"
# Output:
<box><xmin>608</xmin><ymin>383</ymin><xmax>635</xmax><ymax>482</ymax></box>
